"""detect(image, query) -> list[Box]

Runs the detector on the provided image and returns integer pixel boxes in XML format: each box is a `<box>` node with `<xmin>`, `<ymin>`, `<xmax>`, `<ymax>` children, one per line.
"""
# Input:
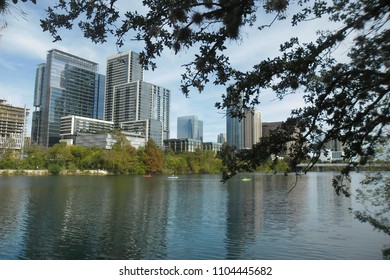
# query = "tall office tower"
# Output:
<box><xmin>226</xmin><ymin>110</ymin><xmax>243</xmax><ymax>149</ymax></box>
<box><xmin>217</xmin><ymin>133</ymin><xmax>226</xmax><ymax>144</ymax></box>
<box><xmin>0</xmin><ymin>99</ymin><xmax>29</xmax><ymax>150</ymax></box>
<box><xmin>177</xmin><ymin>115</ymin><xmax>203</xmax><ymax>141</ymax></box>
<box><xmin>243</xmin><ymin>109</ymin><xmax>261</xmax><ymax>148</ymax></box>
<box><xmin>105</xmin><ymin>51</ymin><xmax>144</xmax><ymax>121</ymax></box>
<box><xmin>94</xmin><ymin>74</ymin><xmax>106</xmax><ymax>120</ymax></box>
<box><xmin>150</xmin><ymin>83</ymin><xmax>170</xmax><ymax>140</ymax></box>
<box><xmin>105</xmin><ymin>51</ymin><xmax>170</xmax><ymax>145</ymax></box>
<box><xmin>112</xmin><ymin>81</ymin><xmax>170</xmax><ymax>139</ymax></box>
<box><xmin>226</xmin><ymin>108</ymin><xmax>261</xmax><ymax>149</ymax></box>
<box><xmin>33</xmin><ymin>49</ymin><xmax>101</xmax><ymax>146</ymax></box>
<box><xmin>31</xmin><ymin>63</ymin><xmax>45</xmax><ymax>144</ymax></box>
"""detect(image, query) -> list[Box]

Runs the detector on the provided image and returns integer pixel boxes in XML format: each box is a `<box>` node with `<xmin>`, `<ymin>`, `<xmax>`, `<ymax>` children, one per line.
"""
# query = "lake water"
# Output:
<box><xmin>0</xmin><ymin>172</ymin><xmax>388</xmax><ymax>260</ymax></box>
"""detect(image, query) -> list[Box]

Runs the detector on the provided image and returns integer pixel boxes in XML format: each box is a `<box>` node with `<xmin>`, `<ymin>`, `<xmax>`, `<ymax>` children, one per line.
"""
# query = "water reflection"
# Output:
<box><xmin>0</xmin><ymin>173</ymin><xmax>388</xmax><ymax>259</ymax></box>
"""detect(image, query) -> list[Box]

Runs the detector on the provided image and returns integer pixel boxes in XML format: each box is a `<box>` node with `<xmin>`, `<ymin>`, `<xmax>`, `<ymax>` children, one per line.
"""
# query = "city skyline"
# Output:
<box><xmin>0</xmin><ymin>0</ymin><xmax>330</xmax><ymax>142</ymax></box>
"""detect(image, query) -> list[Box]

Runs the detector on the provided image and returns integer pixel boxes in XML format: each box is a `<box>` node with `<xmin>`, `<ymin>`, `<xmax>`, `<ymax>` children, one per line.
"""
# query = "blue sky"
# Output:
<box><xmin>0</xmin><ymin>1</ymin><xmax>334</xmax><ymax>142</ymax></box>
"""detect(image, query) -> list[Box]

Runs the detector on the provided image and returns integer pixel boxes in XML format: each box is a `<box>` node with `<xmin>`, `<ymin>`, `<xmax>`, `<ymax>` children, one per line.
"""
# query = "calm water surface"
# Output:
<box><xmin>0</xmin><ymin>172</ymin><xmax>388</xmax><ymax>259</ymax></box>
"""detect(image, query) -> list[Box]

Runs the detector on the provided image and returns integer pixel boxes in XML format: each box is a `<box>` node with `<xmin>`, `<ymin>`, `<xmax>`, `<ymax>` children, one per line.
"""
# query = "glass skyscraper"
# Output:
<box><xmin>32</xmin><ymin>49</ymin><xmax>103</xmax><ymax>146</ymax></box>
<box><xmin>31</xmin><ymin>63</ymin><xmax>45</xmax><ymax>144</ymax></box>
<box><xmin>226</xmin><ymin>108</ymin><xmax>262</xmax><ymax>149</ymax></box>
<box><xmin>94</xmin><ymin>74</ymin><xmax>106</xmax><ymax>120</ymax></box>
<box><xmin>177</xmin><ymin>115</ymin><xmax>203</xmax><ymax>141</ymax></box>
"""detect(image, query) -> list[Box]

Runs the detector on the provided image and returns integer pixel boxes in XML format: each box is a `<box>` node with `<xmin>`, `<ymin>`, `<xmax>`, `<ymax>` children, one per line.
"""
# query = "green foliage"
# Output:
<box><xmin>47</xmin><ymin>142</ymin><xmax>73</xmax><ymax>168</ymax></box>
<box><xmin>100</xmin><ymin>131</ymin><xmax>142</xmax><ymax>174</ymax></box>
<box><xmin>24</xmin><ymin>145</ymin><xmax>47</xmax><ymax>168</ymax></box>
<box><xmin>80</xmin><ymin>148</ymin><xmax>105</xmax><ymax>170</ymax></box>
<box><xmin>185</xmin><ymin>149</ymin><xmax>222</xmax><ymax>174</ymax></box>
<box><xmin>163</xmin><ymin>152</ymin><xmax>188</xmax><ymax>175</ymax></box>
<box><xmin>1</xmin><ymin>137</ymin><xmax>223</xmax><ymax>176</ymax></box>
<box><xmin>142</xmin><ymin>139</ymin><xmax>164</xmax><ymax>174</ymax></box>
<box><xmin>47</xmin><ymin>163</ymin><xmax>62</xmax><ymax>175</ymax></box>
<box><xmin>0</xmin><ymin>149</ymin><xmax>21</xmax><ymax>169</ymax></box>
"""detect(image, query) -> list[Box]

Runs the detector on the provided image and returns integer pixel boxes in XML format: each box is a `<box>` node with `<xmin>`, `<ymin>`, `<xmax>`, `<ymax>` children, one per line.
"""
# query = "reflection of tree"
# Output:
<box><xmin>0</xmin><ymin>182</ymin><xmax>29</xmax><ymax>259</ymax></box>
<box><xmin>164</xmin><ymin>176</ymin><xmax>226</xmax><ymax>259</ymax></box>
<box><xmin>225</xmin><ymin>176</ymin><xmax>265</xmax><ymax>259</ymax></box>
<box><xmin>20</xmin><ymin>179</ymin><xmax>70</xmax><ymax>259</ymax></box>
<box><xmin>94</xmin><ymin>176</ymin><xmax>170</xmax><ymax>259</ymax></box>
<box><xmin>354</xmin><ymin>172</ymin><xmax>390</xmax><ymax>259</ymax></box>
<box><xmin>18</xmin><ymin>176</ymin><xmax>169</xmax><ymax>259</ymax></box>
<box><xmin>315</xmin><ymin>173</ymin><xmax>352</xmax><ymax>227</ymax></box>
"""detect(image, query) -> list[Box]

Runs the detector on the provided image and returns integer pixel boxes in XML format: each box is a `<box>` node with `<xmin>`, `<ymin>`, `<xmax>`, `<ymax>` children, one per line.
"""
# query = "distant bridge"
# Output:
<box><xmin>296</xmin><ymin>163</ymin><xmax>388</xmax><ymax>172</ymax></box>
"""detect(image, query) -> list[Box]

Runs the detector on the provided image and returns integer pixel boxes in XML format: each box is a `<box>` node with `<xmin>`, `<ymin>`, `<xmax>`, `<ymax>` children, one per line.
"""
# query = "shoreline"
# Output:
<box><xmin>0</xmin><ymin>169</ymin><xmax>110</xmax><ymax>176</ymax></box>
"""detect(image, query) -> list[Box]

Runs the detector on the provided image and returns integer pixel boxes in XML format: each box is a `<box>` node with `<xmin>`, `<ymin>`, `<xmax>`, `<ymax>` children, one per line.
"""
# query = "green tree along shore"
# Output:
<box><xmin>1</xmin><ymin>139</ymin><xmax>388</xmax><ymax>176</ymax></box>
<box><xmin>0</xmin><ymin>139</ymin><xmax>223</xmax><ymax>176</ymax></box>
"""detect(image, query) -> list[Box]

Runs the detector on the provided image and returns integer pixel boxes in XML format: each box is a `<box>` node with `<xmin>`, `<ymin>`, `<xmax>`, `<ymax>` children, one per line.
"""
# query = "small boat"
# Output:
<box><xmin>168</xmin><ymin>174</ymin><xmax>178</xmax><ymax>179</ymax></box>
<box><xmin>242</xmin><ymin>177</ymin><xmax>251</xmax><ymax>182</ymax></box>
<box><xmin>143</xmin><ymin>174</ymin><xmax>152</xmax><ymax>178</ymax></box>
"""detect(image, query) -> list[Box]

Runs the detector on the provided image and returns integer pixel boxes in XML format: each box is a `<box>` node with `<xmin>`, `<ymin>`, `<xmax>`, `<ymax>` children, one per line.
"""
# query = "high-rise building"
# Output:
<box><xmin>104</xmin><ymin>51</ymin><xmax>144</xmax><ymax>122</ymax></box>
<box><xmin>0</xmin><ymin>99</ymin><xmax>29</xmax><ymax>150</ymax></box>
<box><xmin>94</xmin><ymin>74</ymin><xmax>106</xmax><ymax>120</ymax></box>
<box><xmin>104</xmin><ymin>51</ymin><xmax>170</xmax><ymax>146</ymax></box>
<box><xmin>31</xmin><ymin>63</ymin><xmax>45</xmax><ymax>144</ymax></box>
<box><xmin>226</xmin><ymin>108</ymin><xmax>261</xmax><ymax>149</ymax></box>
<box><xmin>217</xmin><ymin>133</ymin><xmax>227</xmax><ymax>144</ymax></box>
<box><xmin>32</xmin><ymin>49</ymin><xmax>104</xmax><ymax>146</ymax></box>
<box><xmin>177</xmin><ymin>115</ymin><xmax>203</xmax><ymax>141</ymax></box>
<box><xmin>243</xmin><ymin>109</ymin><xmax>262</xmax><ymax>148</ymax></box>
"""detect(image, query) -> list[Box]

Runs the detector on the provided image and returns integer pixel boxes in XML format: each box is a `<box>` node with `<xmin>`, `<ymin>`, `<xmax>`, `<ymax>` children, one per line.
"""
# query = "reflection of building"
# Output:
<box><xmin>0</xmin><ymin>99</ymin><xmax>29</xmax><ymax>150</ymax></box>
<box><xmin>32</xmin><ymin>49</ymin><xmax>104</xmax><ymax>146</ymax></box>
<box><xmin>225</xmin><ymin>176</ymin><xmax>265</xmax><ymax>259</ymax></box>
<box><xmin>104</xmin><ymin>51</ymin><xmax>170</xmax><ymax>146</ymax></box>
<box><xmin>177</xmin><ymin>115</ymin><xmax>203</xmax><ymax>141</ymax></box>
<box><xmin>226</xmin><ymin>108</ymin><xmax>262</xmax><ymax>149</ymax></box>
